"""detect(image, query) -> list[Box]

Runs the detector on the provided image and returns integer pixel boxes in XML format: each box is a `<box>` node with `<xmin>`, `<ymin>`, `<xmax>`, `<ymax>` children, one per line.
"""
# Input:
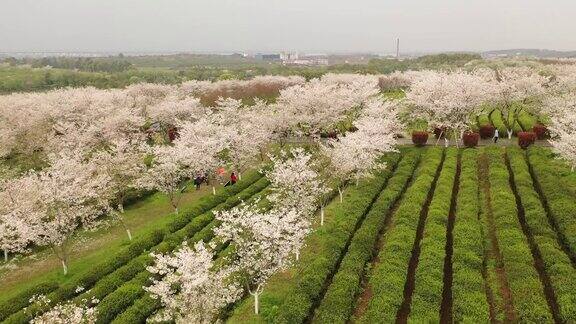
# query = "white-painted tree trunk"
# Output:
<box><xmin>252</xmin><ymin>292</ymin><xmax>260</xmax><ymax>314</ymax></box>
<box><xmin>507</xmin><ymin>129</ymin><xmax>513</xmax><ymax>139</ymax></box>
<box><xmin>118</xmin><ymin>205</ymin><xmax>132</xmax><ymax>241</ymax></box>
<box><xmin>444</xmin><ymin>138</ymin><xmax>449</xmax><ymax>148</ymax></box>
<box><xmin>3</xmin><ymin>250</ymin><xmax>7</xmax><ymax>262</ymax></box>
<box><xmin>212</xmin><ymin>186</ymin><xmax>216</xmax><ymax>195</ymax></box>
<box><xmin>238</xmin><ymin>172</ymin><xmax>242</xmax><ymax>180</ymax></box>
<box><xmin>454</xmin><ymin>130</ymin><xmax>459</xmax><ymax>148</ymax></box>
<box><xmin>320</xmin><ymin>206</ymin><xmax>325</xmax><ymax>226</ymax></box>
<box><xmin>174</xmin><ymin>207</ymin><xmax>179</xmax><ymax>215</ymax></box>
<box><xmin>435</xmin><ymin>131</ymin><xmax>444</xmax><ymax>146</ymax></box>
<box><xmin>338</xmin><ymin>187</ymin><xmax>343</xmax><ymax>203</ymax></box>
<box><xmin>61</xmin><ymin>260</ymin><xmax>68</xmax><ymax>275</ymax></box>
<box><xmin>295</xmin><ymin>251</ymin><xmax>300</xmax><ymax>261</ymax></box>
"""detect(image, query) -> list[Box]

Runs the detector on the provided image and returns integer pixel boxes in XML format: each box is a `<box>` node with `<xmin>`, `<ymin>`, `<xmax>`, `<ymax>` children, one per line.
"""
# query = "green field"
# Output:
<box><xmin>1</xmin><ymin>146</ymin><xmax>574</xmax><ymax>323</ymax></box>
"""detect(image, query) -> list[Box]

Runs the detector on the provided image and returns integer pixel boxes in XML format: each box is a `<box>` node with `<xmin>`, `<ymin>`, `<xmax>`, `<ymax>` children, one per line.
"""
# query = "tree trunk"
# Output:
<box><xmin>212</xmin><ymin>186</ymin><xmax>216</xmax><ymax>195</ymax></box>
<box><xmin>435</xmin><ymin>130</ymin><xmax>444</xmax><ymax>146</ymax></box>
<box><xmin>61</xmin><ymin>260</ymin><xmax>68</xmax><ymax>275</ymax></box>
<box><xmin>444</xmin><ymin>138</ymin><xmax>449</xmax><ymax>148</ymax></box>
<box><xmin>454</xmin><ymin>130</ymin><xmax>459</xmax><ymax>148</ymax></box>
<box><xmin>295</xmin><ymin>251</ymin><xmax>300</xmax><ymax>261</ymax></box>
<box><xmin>338</xmin><ymin>187</ymin><xmax>343</xmax><ymax>203</ymax></box>
<box><xmin>252</xmin><ymin>292</ymin><xmax>260</xmax><ymax>314</ymax></box>
<box><xmin>3</xmin><ymin>250</ymin><xmax>7</xmax><ymax>262</ymax></box>
<box><xmin>507</xmin><ymin>129</ymin><xmax>513</xmax><ymax>139</ymax></box>
<box><xmin>238</xmin><ymin>172</ymin><xmax>242</xmax><ymax>180</ymax></box>
<box><xmin>118</xmin><ymin>210</ymin><xmax>132</xmax><ymax>241</ymax></box>
<box><xmin>174</xmin><ymin>207</ymin><xmax>179</xmax><ymax>215</ymax></box>
<box><xmin>53</xmin><ymin>243</ymin><xmax>69</xmax><ymax>275</ymax></box>
<box><xmin>320</xmin><ymin>205</ymin><xmax>325</xmax><ymax>226</ymax></box>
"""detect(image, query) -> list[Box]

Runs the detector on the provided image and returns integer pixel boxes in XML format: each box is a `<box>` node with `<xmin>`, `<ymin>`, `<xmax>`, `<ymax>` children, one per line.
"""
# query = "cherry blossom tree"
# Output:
<box><xmin>322</xmin><ymin>99</ymin><xmax>400</xmax><ymax>200</ymax></box>
<box><xmin>214</xmin><ymin>205</ymin><xmax>308</xmax><ymax>314</ymax></box>
<box><xmin>272</xmin><ymin>75</ymin><xmax>379</xmax><ymax>142</ymax></box>
<box><xmin>265</xmin><ymin>148</ymin><xmax>329</xmax><ymax>224</ymax></box>
<box><xmin>145</xmin><ymin>241</ymin><xmax>243</xmax><ymax>323</ymax></box>
<box><xmin>543</xmin><ymin>92</ymin><xmax>576</xmax><ymax>171</ymax></box>
<box><xmin>29</xmin><ymin>294</ymin><xmax>98</xmax><ymax>324</ymax></box>
<box><xmin>0</xmin><ymin>125</ymin><xmax>16</xmax><ymax>159</ymax></box>
<box><xmin>173</xmin><ymin>118</ymin><xmax>230</xmax><ymax>194</ymax></box>
<box><xmin>378</xmin><ymin>71</ymin><xmax>414</xmax><ymax>92</ymax></box>
<box><xmin>488</xmin><ymin>66</ymin><xmax>549</xmax><ymax>138</ymax></box>
<box><xmin>209</xmin><ymin>98</ymin><xmax>272</xmax><ymax>179</ymax></box>
<box><xmin>92</xmin><ymin>140</ymin><xmax>146</xmax><ymax>240</ymax></box>
<box><xmin>407</xmin><ymin>70</ymin><xmax>492</xmax><ymax>146</ymax></box>
<box><xmin>33</xmin><ymin>152</ymin><xmax>111</xmax><ymax>275</ymax></box>
<box><xmin>0</xmin><ymin>175</ymin><xmax>42</xmax><ymax>261</ymax></box>
<box><xmin>550</xmin><ymin>63</ymin><xmax>576</xmax><ymax>93</ymax></box>
<box><xmin>180</xmin><ymin>75</ymin><xmax>305</xmax><ymax>106</ymax></box>
<box><xmin>137</xmin><ymin>146</ymin><xmax>189</xmax><ymax>215</ymax></box>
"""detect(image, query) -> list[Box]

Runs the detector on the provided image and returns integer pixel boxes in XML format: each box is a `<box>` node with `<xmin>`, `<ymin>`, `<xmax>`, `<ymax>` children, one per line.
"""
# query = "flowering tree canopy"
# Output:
<box><xmin>323</xmin><ymin>98</ymin><xmax>400</xmax><ymax>197</ymax></box>
<box><xmin>407</xmin><ymin>70</ymin><xmax>491</xmax><ymax>139</ymax></box>
<box><xmin>214</xmin><ymin>204</ymin><xmax>309</xmax><ymax>314</ymax></box>
<box><xmin>265</xmin><ymin>148</ymin><xmax>327</xmax><ymax>216</ymax></box>
<box><xmin>544</xmin><ymin>91</ymin><xmax>576</xmax><ymax>171</ymax></box>
<box><xmin>145</xmin><ymin>241</ymin><xmax>243</xmax><ymax>324</ymax></box>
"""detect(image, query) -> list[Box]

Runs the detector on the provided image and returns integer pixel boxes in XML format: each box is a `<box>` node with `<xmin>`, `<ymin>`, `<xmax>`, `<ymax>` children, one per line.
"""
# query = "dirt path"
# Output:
<box><xmin>395</xmin><ymin>149</ymin><xmax>446</xmax><ymax>324</ymax></box>
<box><xmin>478</xmin><ymin>152</ymin><xmax>517</xmax><ymax>322</ymax></box>
<box><xmin>439</xmin><ymin>151</ymin><xmax>462</xmax><ymax>324</ymax></box>
<box><xmin>504</xmin><ymin>151</ymin><xmax>562</xmax><ymax>324</ymax></box>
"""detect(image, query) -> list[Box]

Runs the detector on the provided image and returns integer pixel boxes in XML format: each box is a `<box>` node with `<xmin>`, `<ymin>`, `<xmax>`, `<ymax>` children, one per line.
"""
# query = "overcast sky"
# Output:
<box><xmin>2</xmin><ymin>0</ymin><xmax>575</xmax><ymax>54</ymax></box>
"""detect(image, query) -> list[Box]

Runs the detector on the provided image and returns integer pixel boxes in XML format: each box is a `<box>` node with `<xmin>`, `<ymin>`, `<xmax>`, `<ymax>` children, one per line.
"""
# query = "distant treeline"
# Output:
<box><xmin>0</xmin><ymin>53</ymin><xmax>481</xmax><ymax>94</ymax></box>
<box><xmin>3</xmin><ymin>56</ymin><xmax>134</xmax><ymax>73</ymax></box>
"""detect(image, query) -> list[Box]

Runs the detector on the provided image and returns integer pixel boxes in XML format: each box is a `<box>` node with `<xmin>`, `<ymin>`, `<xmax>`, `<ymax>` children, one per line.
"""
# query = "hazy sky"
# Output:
<box><xmin>2</xmin><ymin>0</ymin><xmax>575</xmax><ymax>53</ymax></box>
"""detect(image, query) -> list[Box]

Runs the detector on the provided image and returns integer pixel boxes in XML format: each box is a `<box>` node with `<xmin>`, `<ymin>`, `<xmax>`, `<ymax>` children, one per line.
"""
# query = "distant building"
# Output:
<box><xmin>283</xmin><ymin>58</ymin><xmax>329</xmax><ymax>66</ymax></box>
<box><xmin>255</xmin><ymin>53</ymin><xmax>281</xmax><ymax>61</ymax></box>
<box><xmin>280</xmin><ymin>52</ymin><xmax>299</xmax><ymax>61</ymax></box>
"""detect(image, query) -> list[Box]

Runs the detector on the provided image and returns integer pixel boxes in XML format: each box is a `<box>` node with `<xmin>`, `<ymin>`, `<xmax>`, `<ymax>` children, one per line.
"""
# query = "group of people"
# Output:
<box><xmin>193</xmin><ymin>169</ymin><xmax>237</xmax><ymax>190</ymax></box>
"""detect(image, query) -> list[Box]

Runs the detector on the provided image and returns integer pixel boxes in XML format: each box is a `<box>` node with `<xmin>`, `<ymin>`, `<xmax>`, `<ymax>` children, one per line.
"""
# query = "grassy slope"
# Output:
<box><xmin>0</xmin><ymin>183</ymin><xmax>221</xmax><ymax>303</ymax></box>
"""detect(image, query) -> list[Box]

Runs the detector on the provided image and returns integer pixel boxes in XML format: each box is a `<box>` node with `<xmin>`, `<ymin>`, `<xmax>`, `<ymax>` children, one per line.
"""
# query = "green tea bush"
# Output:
<box><xmin>451</xmin><ymin>149</ymin><xmax>490</xmax><ymax>322</ymax></box>
<box><xmin>508</xmin><ymin>147</ymin><xmax>576</xmax><ymax>322</ymax></box>
<box><xmin>410</xmin><ymin>148</ymin><xmax>458</xmax><ymax>322</ymax></box>
<box><xmin>359</xmin><ymin>148</ymin><xmax>444</xmax><ymax>323</ymax></box>
<box><xmin>313</xmin><ymin>149</ymin><xmax>421</xmax><ymax>323</ymax></box>
<box><xmin>484</xmin><ymin>147</ymin><xmax>551</xmax><ymax>322</ymax></box>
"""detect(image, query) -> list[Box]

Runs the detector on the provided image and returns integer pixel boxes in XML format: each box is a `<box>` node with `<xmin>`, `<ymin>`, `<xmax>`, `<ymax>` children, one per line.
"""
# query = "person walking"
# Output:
<box><xmin>230</xmin><ymin>172</ymin><xmax>238</xmax><ymax>185</ymax></box>
<box><xmin>194</xmin><ymin>173</ymin><xmax>202</xmax><ymax>190</ymax></box>
<box><xmin>493</xmin><ymin>129</ymin><xmax>499</xmax><ymax>143</ymax></box>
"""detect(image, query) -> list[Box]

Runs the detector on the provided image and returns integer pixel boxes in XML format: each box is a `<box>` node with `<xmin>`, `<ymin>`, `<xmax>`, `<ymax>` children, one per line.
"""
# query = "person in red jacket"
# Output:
<box><xmin>230</xmin><ymin>172</ymin><xmax>238</xmax><ymax>185</ymax></box>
